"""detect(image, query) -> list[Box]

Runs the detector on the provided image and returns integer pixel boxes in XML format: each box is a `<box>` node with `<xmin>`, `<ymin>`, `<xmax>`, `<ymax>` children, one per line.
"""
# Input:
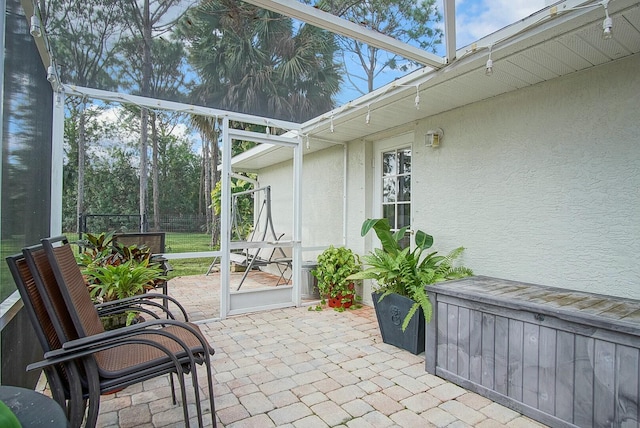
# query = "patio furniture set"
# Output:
<box><xmin>6</xmin><ymin>236</ymin><xmax>216</xmax><ymax>428</ymax></box>
<box><xmin>4</xmin><ymin>231</ymin><xmax>640</xmax><ymax>427</ymax></box>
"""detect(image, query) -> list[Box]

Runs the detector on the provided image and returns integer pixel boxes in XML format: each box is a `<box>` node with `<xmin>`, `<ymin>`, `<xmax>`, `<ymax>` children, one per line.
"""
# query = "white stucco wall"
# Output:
<box><xmin>258</xmin><ymin>143</ymin><xmax>347</xmax><ymax>261</ymax></box>
<box><xmin>257</xmin><ymin>53</ymin><xmax>640</xmax><ymax>303</ymax></box>
<box><xmin>407</xmin><ymin>54</ymin><xmax>640</xmax><ymax>299</ymax></box>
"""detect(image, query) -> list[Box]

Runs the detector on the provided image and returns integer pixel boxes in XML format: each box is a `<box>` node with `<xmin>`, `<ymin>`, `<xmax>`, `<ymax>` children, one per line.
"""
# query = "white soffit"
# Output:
<box><xmin>300</xmin><ymin>0</ymin><xmax>640</xmax><ymax>143</ymax></box>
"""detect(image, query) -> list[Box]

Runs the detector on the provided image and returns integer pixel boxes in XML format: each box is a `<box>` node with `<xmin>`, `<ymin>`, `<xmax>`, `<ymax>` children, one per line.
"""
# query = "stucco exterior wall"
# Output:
<box><xmin>258</xmin><ymin>143</ymin><xmax>347</xmax><ymax>261</ymax></box>
<box><xmin>256</xmin><ymin>53</ymin><xmax>639</xmax><ymax>303</ymax></box>
<box><xmin>407</xmin><ymin>54</ymin><xmax>639</xmax><ymax>299</ymax></box>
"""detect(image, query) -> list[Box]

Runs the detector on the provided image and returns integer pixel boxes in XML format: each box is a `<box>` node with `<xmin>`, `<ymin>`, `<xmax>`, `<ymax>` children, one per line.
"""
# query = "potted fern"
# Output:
<box><xmin>311</xmin><ymin>246</ymin><xmax>361</xmax><ymax>311</ymax></box>
<box><xmin>348</xmin><ymin>219</ymin><xmax>472</xmax><ymax>354</ymax></box>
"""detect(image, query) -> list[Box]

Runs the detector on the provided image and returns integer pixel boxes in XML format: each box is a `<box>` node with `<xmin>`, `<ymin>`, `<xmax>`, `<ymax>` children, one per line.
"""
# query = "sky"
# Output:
<box><xmin>454</xmin><ymin>0</ymin><xmax>548</xmax><ymax>49</ymax></box>
<box><xmin>335</xmin><ymin>0</ymin><xmax>548</xmax><ymax>104</ymax></box>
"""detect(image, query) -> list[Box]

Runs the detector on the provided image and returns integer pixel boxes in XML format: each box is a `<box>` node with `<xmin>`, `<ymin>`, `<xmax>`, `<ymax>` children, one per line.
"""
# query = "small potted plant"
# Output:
<box><xmin>311</xmin><ymin>246</ymin><xmax>362</xmax><ymax>311</ymax></box>
<box><xmin>348</xmin><ymin>219</ymin><xmax>472</xmax><ymax>354</ymax></box>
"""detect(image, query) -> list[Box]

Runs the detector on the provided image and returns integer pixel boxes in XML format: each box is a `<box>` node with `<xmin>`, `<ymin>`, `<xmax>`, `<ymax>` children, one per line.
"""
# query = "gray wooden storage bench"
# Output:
<box><xmin>425</xmin><ymin>276</ymin><xmax>640</xmax><ymax>428</ymax></box>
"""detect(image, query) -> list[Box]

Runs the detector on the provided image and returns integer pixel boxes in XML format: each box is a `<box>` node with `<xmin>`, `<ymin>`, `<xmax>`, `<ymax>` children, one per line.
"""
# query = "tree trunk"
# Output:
<box><xmin>203</xmin><ymin>136</ymin><xmax>212</xmax><ymax>236</ymax></box>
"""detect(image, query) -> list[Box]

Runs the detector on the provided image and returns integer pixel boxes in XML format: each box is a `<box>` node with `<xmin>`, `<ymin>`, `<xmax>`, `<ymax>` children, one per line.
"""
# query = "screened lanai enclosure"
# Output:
<box><xmin>2</xmin><ymin>0</ymin><xmax>639</xmax><ymax>406</ymax></box>
<box><xmin>4</xmin><ymin>0</ymin><xmax>461</xmax><ymax>323</ymax></box>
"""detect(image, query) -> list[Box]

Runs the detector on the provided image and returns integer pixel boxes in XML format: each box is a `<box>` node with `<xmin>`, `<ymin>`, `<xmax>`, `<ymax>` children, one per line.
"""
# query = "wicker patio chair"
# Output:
<box><xmin>5</xmin><ymin>252</ymin><xmax>87</xmax><ymax>426</ymax></box>
<box><xmin>23</xmin><ymin>236</ymin><xmax>217</xmax><ymax>428</ymax></box>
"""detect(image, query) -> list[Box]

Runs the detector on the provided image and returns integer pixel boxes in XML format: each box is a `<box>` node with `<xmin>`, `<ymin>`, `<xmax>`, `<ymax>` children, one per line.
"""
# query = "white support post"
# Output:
<box><xmin>50</xmin><ymin>90</ymin><xmax>64</xmax><ymax>235</ymax></box>
<box><xmin>220</xmin><ymin>116</ymin><xmax>231</xmax><ymax>319</ymax></box>
<box><xmin>242</xmin><ymin>0</ymin><xmax>446</xmax><ymax>68</ymax></box>
<box><xmin>292</xmin><ymin>133</ymin><xmax>303</xmax><ymax>306</ymax></box>
<box><xmin>444</xmin><ymin>0</ymin><xmax>456</xmax><ymax>63</ymax></box>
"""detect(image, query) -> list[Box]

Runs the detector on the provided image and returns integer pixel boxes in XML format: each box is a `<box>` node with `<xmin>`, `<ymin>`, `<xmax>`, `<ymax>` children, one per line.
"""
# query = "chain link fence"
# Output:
<box><xmin>79</xmin><ymin>213</ymin><xmax>218</xmax><ymax>253</ymax></box>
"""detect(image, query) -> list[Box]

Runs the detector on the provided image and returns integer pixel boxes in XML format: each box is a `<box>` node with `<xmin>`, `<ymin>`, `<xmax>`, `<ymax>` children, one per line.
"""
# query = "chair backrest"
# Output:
<box><xmin>5</xmin><ymin>251</ymin><xmax>62</xmax><ymax>354</ymax></box>
<box><xmin>41</xmin><ymin>236</ymin><xmax>105</xmax><ymax>339</ymax></box>
<box><xmin>113</xmin><ymin>232</ymin><xmax>165</xmax><ymax>254</ymax></box>
<box><xmin>22</xmin><ymin>244</ymin><xmax>81</xmax><ymax>344</ymax></box>
<box><xmin>5</xmin><ymin>248</ymin><xmax>78</xmax><ymax>401</ymax></box>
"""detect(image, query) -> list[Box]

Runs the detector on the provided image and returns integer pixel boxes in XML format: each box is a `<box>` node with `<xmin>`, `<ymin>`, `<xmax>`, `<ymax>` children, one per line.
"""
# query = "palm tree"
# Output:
<box><xmin>179</xmin><ymin>0</ymin><xmax>341</xmax><ymax>122</ymax></box>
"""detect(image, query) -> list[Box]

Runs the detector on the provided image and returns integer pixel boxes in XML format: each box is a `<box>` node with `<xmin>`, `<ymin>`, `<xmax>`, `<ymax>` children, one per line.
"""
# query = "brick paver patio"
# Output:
<box><xmin>39</xmin><ymin>274</ymin><xmax>547</xmax><ymax>427</ymax></box>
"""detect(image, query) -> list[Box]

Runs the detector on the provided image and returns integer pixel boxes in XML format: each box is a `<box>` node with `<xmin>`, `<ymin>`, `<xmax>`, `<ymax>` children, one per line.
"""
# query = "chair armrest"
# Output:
<box><xmin>60</xmin><ymin>318</ymin><xmax>212</xmax><ymax>355</ymax></box>
<box><xmin>29</xmin><ymin>319</ymin><xmax>212</xmax><ymax>372</ymax></box>
<box><xmin>27</xmin><ymin>331</ymin><xmax>190</xmax><ymax>375</ymax></box>
<box><xmin>151</xmin><ymin>255</ymin><xmax>173</xmax><ymax>272</ymax></box>
<box><xmin>95</xmin><ymin>293</ymin><xmax>189</xmax><ymax>321</ymax></box>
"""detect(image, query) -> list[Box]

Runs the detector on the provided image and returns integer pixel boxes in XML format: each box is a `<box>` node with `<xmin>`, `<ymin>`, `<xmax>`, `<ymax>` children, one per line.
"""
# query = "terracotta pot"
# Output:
<box><xmin>327</xmin><ymin>283</ymin><xmax>355</xmax><ymax>308</ymax></box>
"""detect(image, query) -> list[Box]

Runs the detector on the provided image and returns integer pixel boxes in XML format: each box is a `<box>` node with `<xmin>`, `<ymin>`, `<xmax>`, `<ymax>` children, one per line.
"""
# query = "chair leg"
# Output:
<box><xmin>64</xmin><ymin>364</ymin><xmax>89</xmax><ymax>428</ymax></box>
<box><xmin>81</xmin><ymin>360</ymin><xmax>102</xmax><ymax>428</ymax></box>
<box><xmin>170</xmin><ymin>372</ymin><xmax>177</xmax><ymax>405</ymax></box>
<box><xmin>189</xmin><ymin>366</ymin><xmax>204</xmax><ymax>427</ymax></box>
<box><xmin>203</xmin><ymin>361</ymin><xmax>217</xmax><ymax>428</ymax></box>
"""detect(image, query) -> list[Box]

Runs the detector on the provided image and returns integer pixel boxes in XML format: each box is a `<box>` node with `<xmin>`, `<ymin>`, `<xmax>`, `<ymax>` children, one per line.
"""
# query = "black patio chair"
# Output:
<box><xmin>16</xmin><ymin>236</ymin><xmax>217</xmax><ymax>427</ymax></box>
<box><xmin>7</xmin><ymin>247</ymin><xmax>184</xmax><ymax>426</ymax></box>
<box><xmin>6</xmin><ymin>252</ymin><xmax>86</xmax><ymax>426</ymax></box>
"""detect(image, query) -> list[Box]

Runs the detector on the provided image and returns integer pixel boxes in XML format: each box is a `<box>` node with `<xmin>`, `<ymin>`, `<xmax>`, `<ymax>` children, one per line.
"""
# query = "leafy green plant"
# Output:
<box><xmin>76</xmin><ymin>232</ymin><xmax>154</xmax><ymax>268</ymax></box>
<box><xmin>348</xmin><ymin>218</ymin><xmax>472</xmax><ymax>330</ymax></box>
<box><xmin>83</xmin><ymin>259</ymin><xmax>166</xmax><ymax>326</ymax></box>
<box><xmin>76</xmin><ymin>232</ymin><xmax>166</xmax><ymax>326</ymax></box>
<box><xmin>83</xmin><ymin>259</ymin><xmax>165</xmax><ymax>302</ymax></box>
<box><xmin>311</xmin><ymin>246</ymin><xmax>362</xmax><ymax>310</ymax></box>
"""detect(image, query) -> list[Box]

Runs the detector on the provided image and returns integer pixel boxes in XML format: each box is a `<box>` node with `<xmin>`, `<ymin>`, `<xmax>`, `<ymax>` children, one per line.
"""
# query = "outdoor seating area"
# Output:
<box><xmin>33</xmin><ymin>273</ymin><xmax>546</xmax><ymax>427</ymax></box>
<box><xmin>1</xmin><ymin>0</ymin><xmax>639</xmax><ymax>427</ymax></box>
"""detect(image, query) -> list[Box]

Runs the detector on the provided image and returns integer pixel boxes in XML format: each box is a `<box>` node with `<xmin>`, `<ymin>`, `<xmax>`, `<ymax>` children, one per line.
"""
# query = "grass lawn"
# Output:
<box><xmin>168</xmin><ymin>258</ymin><xmax>213</xmax><ymax>278</ymax></box>
<box><xmin>164</xmin><ymin>232</ymin><xmax>214</xmax><ymax>253</ymax></box>
<box><xmin>164</xmin><ymin>232</ymin><xmax>217</xmax><ymax>278</ymax></box>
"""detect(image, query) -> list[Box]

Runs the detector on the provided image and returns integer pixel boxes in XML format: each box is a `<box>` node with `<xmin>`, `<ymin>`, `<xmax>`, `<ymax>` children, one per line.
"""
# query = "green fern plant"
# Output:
<box><xmin>348</xmin><ymin>218</ymin><xmax>472</xmax><ymax>331</ymax></box>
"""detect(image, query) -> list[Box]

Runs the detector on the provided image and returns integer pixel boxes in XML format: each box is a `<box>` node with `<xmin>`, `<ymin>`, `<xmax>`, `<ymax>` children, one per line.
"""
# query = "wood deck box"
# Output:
<box><xmin>425</xmin><ymin>276</ymin><xmax>640</xmax><ymax>428</ymax></box>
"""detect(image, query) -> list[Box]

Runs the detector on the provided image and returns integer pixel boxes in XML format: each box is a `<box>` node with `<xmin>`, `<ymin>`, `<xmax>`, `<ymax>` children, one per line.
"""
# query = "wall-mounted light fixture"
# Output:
<box><xmin>365</xmin><ymin>104</ymin><xmax>371</xmax><ymax>125</ymax></box>
<box><xmin>426</xmin><ymin>128</ymin><xmax>443</xmax><ymax>148</ymax></box>
<box><xmin>30</xmin><ymin>14</ymin><xmax>41</xmax><ymax>37</ymax></box>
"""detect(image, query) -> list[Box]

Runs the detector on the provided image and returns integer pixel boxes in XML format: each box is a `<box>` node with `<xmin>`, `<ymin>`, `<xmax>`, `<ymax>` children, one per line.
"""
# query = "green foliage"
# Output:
<box><xmin>178</xmin><ymin>0</ymin><xmax>341</xmax><ymax>122</ymax></box>
<box><xmin>84</xmin><ymin>259</ymin><xmax>164</xmax><ymax>302</ymax></box>
<box><xmin>348</xmin><ymin>219</ymin><xmax>472</xmax><ymax>330</ymax></box>
<box><xmin>312</xmin><ymin>246</ymin><xmax>361</xmax><ymax>306</ymax></box>
<box><xmin>77</xmin><ymin>233</ymin><xmax>166</xmax><ymax>309</ymax></box>
<box><xmin>62</xmin><ymin>111</ymin><xmax>203</xmax><ymax>232</ymax></box>
<box><xmin>76</xmin><ymin>232</ymin><xmax>153</xmax><ymax>268</ymax></box>
<box><xmin>211</xmin><ymin>178</ymin><xmax>255</xmax><ymax>240</ymax></box>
